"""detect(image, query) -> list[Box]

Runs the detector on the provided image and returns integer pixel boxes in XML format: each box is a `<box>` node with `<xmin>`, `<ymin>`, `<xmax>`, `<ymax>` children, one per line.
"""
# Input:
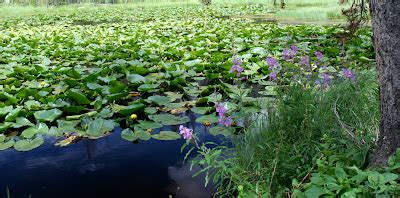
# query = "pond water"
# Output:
<box><xmin>0</xmin><ymin>120</ymin><xmax>221</xmax><ymax>198</ymax></box>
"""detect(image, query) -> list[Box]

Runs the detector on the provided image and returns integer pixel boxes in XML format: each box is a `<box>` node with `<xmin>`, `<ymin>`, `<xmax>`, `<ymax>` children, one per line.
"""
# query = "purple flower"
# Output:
<box><xmin>342</xmin><ymin>68</ymin><xmax>355</xmax><ymax>81</ymax></box>
<box><xmin>315</xmin><ymin>80</ymin><xmax>322</xmax><ymax>89</ymax></box>
<box><xmin>282</xmin><ymin>48</ymin><xmax>291</xmax><ymax>61</ymax></box>
<box><xmin>290</xmin><ymin>45</ymin><xmax>299</xmax><ymax>55</ymax></box>
<box><xmin>269</xmin><ymin>72</ymin><xmax>277</xmax><ymax>81</ymax></box>
<box><xmin>315</xmin><ymin>51</ymin><xmax>324</xmax><ymax>60</ymax></box>
<box><xmin>219</xmin><ymin>116</ymin><xmax>233</xmax><ymax>127</ymax></box>
<box><xmin>179</xmin><ymin>125</ymin><xmax>193</xmax><ymax>140</ymax></box>
<box><xmin>300</xmin><ymin>56</ymin><xmax>310</xmax><ymax>66</ymax></box>
<box><xmin>266</xmin><ymin>57</ymin><xmax>280</xmax><ymax>70</ymax></box>
<box><xmin>230</xmin><ymin>56</ymin><xmax>244</xmax><ymax>77</ymax></box>
<box><xmin>322</xmin><ymin>73</ymin><xmax>331</xmax><ymax>84</ymax></box>
<box><xmin>216</xmin><ymin>103</ymin><xmax>227</xmax><ymax>117</ymax></box>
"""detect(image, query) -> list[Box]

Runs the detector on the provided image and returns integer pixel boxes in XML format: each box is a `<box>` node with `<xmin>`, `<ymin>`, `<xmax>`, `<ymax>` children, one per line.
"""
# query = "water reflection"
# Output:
<box><xmin>0</xmin><ymin>122</ymin><xmax>220</xmax><ymax>198</ymax></box>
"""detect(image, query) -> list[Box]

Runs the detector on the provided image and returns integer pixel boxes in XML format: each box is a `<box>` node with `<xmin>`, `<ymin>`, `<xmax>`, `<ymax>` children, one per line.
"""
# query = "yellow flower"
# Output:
<box><xmin>146</xmin><ymin>128</ymin><xmax>153</xmax><ymax>133</ymax></box>
<box><xmin>203</xmin><ymin>121</ymin><xmax>211</xmax><ymax>127</ymax></box>
<box><xmin>130</xmin><ymin>114</ymin><xmax>138</xmax><ymax>120</ymax></box>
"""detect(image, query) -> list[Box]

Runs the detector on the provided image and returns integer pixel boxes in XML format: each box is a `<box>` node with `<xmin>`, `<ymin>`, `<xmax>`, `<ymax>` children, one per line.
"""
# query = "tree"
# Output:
<box><xmin>369</xmin><ymin>0</ymin><xmax>400</xmax><ymax>166</ymax></box>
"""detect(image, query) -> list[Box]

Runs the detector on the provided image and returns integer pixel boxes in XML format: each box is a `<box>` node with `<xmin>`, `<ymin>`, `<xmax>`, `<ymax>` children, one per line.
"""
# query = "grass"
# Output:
<box><xmin>0</xmin><ymin>0</ymin><xmax>347</xmax><ymax>24</ymax></box>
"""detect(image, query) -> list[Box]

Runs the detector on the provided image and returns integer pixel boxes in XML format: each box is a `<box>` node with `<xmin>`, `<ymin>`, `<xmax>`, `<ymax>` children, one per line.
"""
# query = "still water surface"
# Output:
<box><xmin>0</xmin><ymin>123</ymin><xmax>220</xmax><ymax>198</ymax></box>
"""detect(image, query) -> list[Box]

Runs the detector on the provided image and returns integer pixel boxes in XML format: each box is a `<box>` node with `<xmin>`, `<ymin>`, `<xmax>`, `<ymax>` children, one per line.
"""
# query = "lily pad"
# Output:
<box><xmin>12</xmin><ymin>117</ymin><xmax>35</xmax><ymax>128</ymax></box>
<box><xmin>127</xmin><ymin>74</ymin><xmax>146</xmax><ymax>84</ymax></box>
<box><xmin>146</xmin><ymin>95</ymin><xmax>171</xmax><ymax>106</ymax></box>
<box><xmin>85</xmin><ymin>118</ymin><xmax>117</xmax><ymax>139</ymax></box>
<box><xmin>136</xmin><ymin>121</ymin><xmax>163</xmax><ymax>130</ymax></box>
<box><xmin>67</xmin><ymin>90</ymin><xmax>91</xmax><ymax>105</ymax></box>
<box><xmin>5</xmin><ymin>106</ymin><xmax>23</xmax><ymax>122</ymax></box>
<box><xmin>0</xmin><ymin>139</ymin><xmax>15</xmax><ymax>150</ymax></box>
<box><xmin>34</xmin><ymin>109</ymin><xmax>63</xmax><ymax>122</ymax></box>
<box><xmin>121</xmin><ymin>128</ymin><xmax>151</xmax><ymax>141</ymax></box>
<box><xmin>149</xmin><ymin>114</ymin><xmax>190</xmax><ymax>125</ymax></box>
<box><xmin>0</xmin><ymin>106</ymin><xmax>13</xmax><ymax>117</ymax></box>
<box><xmin>152</xmin><ymin>131</ymin><xmax>181</xmax><ymax>140</ymax></box>
<box><xmin>195</xmin><ymin>113</ymin><xmax>219</xmax><ymax>124</ymax></box>
<box><xmin>144</xmin><ymin>107</ymin><xmax>157</xmax><ymax>115</ymax></box>
<box><xmin>209</xmin><ymin>126</ymin><xmax>234</xmax><ymax>137</ymax></box>
<box><xmin>190</xmin><ymin>107</ymin><xmax>212</xmax><ymax>115</ymax></box>
<box><xmin>14</xmin><ymin>136</ymin><xmax>44</xmax><ymax>152</ymax></box>
<box><xmin>112</xmin><ymin>103</ymin><xmax>145</xmax><ymax>116</ymax></box>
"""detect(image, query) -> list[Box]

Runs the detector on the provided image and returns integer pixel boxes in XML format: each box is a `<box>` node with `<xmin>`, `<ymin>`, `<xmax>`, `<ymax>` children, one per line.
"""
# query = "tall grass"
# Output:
<box><xmin>194</xmin><ymin>69</ymin><xmax>379</xmax><ymax>197</ymax></box>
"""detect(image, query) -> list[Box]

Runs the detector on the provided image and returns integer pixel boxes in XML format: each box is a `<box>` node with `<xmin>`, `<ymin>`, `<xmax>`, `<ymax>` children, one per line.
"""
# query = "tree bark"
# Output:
<box><xmin>370</xmin><ymin>0</ymin><xmax>400</xmax><ymax>167</ymax></box>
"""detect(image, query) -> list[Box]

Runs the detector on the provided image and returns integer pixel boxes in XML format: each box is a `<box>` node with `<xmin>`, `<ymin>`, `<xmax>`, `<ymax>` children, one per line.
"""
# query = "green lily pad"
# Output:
<box><xmin>209</xmin><ymin>126</ymin><xmax>234</xmax><ymax>137</ymax></box>
<box><xmin>85</xmin><ymin>118</ymin><xmax>117</xmax><ymax>139</ymax></box>
<box><xmin>138</xmin><ymin>84</ymin><xmax>160</xmax><ymax>92</ymax></box>
<box><xmin>5</xmin><ymin>106</ymin><xmax>23</xmax><ymax>122</ymax></box>
<box><xmin>67</xmin><ymin>90</ymin><xmax>91</xmax><ymax>105</ymax></box>
<box><xmin>112</xmin><ymin>103</ymin><xmax>145</xmax><ymax>116</ymax></box>
<box><xmin>14</xmin><ymin>136</ymin><xmax>44</xmax><ymax>152</ymax></box>
<box><xmin>12</xmin><ymin>117</ymin><xmax>34</xmax><ymax>128</ymax></box>
<box><xmin>152</xmin><ymin>131</ymin><xmax>181</xmax><ymax>140</ymax></box>
<box><xmin>195</xmin><ymin>113</ymin><xmax>219</xmax><ymax>124</ymax></box>
<box><xmin>24</xmin><ymin>100</ymin><xmax>41</xmax><ymax>110</ymax></box>
<box><xmin>21</xmin><ymin>123</ymin><xmax>49</xmax><ymax>138</ymax></box>
<box><xmin>121</xmin><ymin>128</ymin><xmax>151</xmax><ymax>141</ymax></box>
<box><xmin>149</xmin><ymin>114</ymin><xmax>190</xmax><ymax>125</ymax></box>
<box><xmin>0</xmin><ymin>122</ymin><xmax>12</xmax><ymax>132</ymax></box>
<box><xmin>190</xmin><ymin>107</ymin><xmax>212</xmax><ymax>115</ymax></box>
<box><xmin>0</xmin><ymin>139</ymin><xmax>15</xmax><ymax>150</ymax></box>
<box><xmin>146</xmin><ymin>95</ymin><xmax>171</xmax><ymax>106</ymax></box>
<box><xmin>127</xmin><ymin>74</ymin><xmax>146</xmax><ymax>84</ymax></box>
<box><xmin>144</xmin><ymin>107</ymin><xmax>157</xmax><ymax>115</ymax></box>
<box><xmin>136</xmin><ymin>121</ymin><xmax>163</xmax><ymax>130</ymax></box>
<box><xmin>34</xmin><ymin>109</ymin><xmax>63</xmax><ymax>122</ymax></box>
<box><xmin>0</xmin><ymin>106</ymin><xmax>13</xmax><ymax>117</ymax></box>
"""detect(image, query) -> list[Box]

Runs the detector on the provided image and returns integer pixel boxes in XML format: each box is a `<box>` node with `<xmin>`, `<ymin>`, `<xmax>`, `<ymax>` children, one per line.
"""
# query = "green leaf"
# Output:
<box><xmin>136</xmin><ymin>121</ymin><xmax>163</xmax><ymax>130</ymax></box>
<box><xmin>195</xmin><ymin>113</ymin><xmax>219</xmax><ymax>124</ymax></box>
<box><xmin>12</xmin><ymin>117</ymin><xmax>34</xmax><ymax>128</ymax></box>
<box><xmin>0</xmin><ymin>122</ymin><xmax>12</xmax><ymax>132</ymax></box>
<box><xmin>0</xmin><ymin>139</ymin><xmax>15</xmax><ymax>151</ymax></box>
<box><xmin>67</xmin><ymin>90</ymin><xmax>91</xmax><ymax>105</ymax></box>
<box><xmin>24</xmin><ymin>100</ymin><xmax>41</xmax><ymax>110</ymax></box>
<box><xmin>382</xmin><ymin>172</ymin><xmax>398</xmax><ymax>183</ymax></box>
<box><xmin>5</xmin><ymin>106</ymin><xmax>23</xmax><ymax>122</ymax></box>
<box><xmin>144</xmin><ymin>107</ymin><xmax>157</xmax><ymax>115</ymax></box>
<box><xmin>14</xmin><ymin>136</ymin><xmax>44</xmax><ymax>152</ymax></box>
<box><xmin>304</xmin><ymin>187</ymin><xmax>329</xmax><ymax>197</ymax></box>
<box><xmin>152</xmin><ymin>131</ymin><xmax>181</xmax><ymax>140</ymax></box>
<box><xmin>0</xmin><ymin>106</ymin><xmax>13</xmax><ymax>117</ymax></box>
<box><xmin>85</xmin><ymin>118</ymin><xmax>117</xmax><ymax>139</ymax></box>
<box><xmin>138</xmin><ymin>84</ymin><xmax>160</xmax><ymax>92</ymax></box>
<box><xmin>146</xmin><ymin>95</ymin><xmax>171</xmax><ymax>106</ymax></box>
<box><xmin>209</xmin><ymin>126</ymin><xmax>234</xmax><ymax>137</ymax></box>
<box><xmin>121</xmin><ymin>128</ymin><xmax>151</xmax><ymax>141</ymax></box>
<box><xmin>34</xmin><ymin>109</ymin><xmax>63</xmax><ymax>122</ymax></box>
<box><xmin>149</xmin><ymin>114</ymin><xmax>190</xmax><ymax>125</ymax></box>
<box><xmin>184</xmin><ymin>59</ymin><xmax>202</xmax><ymax>67</ymax></box>
<box><xmin>368</xmin><ymin>171</ymin><xmax>385</xmax><ymax>188</ymax></box>
<box><xmin>127</xmin><ymin>74</ymin><xmax>146</xmax><ymax>84</ymax></box>
<box><xmin>190</xmin><ymin>107</ymin><xmax>212</xmax><ymax>115</ymax></box>
<box><xmin>21</xmin><ymin>123</ymin><xmax>49</xmax><ymax>139</ymax></box>
<box><xmin>112</xmin><ymin>103</ymin><xmax>145</xmax><ymax>116</ymax></box>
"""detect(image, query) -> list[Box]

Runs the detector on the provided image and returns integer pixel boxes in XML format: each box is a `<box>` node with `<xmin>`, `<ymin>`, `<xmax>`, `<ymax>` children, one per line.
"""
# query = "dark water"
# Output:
<box><xmin>0</xmin><ymin>121</ymin><xmax>221</xmax><ymax>198</ymax></box>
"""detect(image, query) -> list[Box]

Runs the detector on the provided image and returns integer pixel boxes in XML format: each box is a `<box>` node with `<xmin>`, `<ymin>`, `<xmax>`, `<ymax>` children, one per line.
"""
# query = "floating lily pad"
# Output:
<box><xmin>195</xmin><ymin>113</ymin><xmax>219</xmax><ymax>124</ymax></box>
<box><xmin>67</xmin><ymin>90</ymin><xmax>91</xmax><ymax>105</ymax></box>
<box><xmin>34</xmin><ymin>109</ymin><xmax>63</xmax><ymax>122</ymax></box>
<box><xmin>127</xmin><ymin>74</ymin><xmax>146</xmax><ymax>84</ymax></box>
<box><xmin>5</xmin><ymin>106</ymin><xmax>23</xmax><ymax>122</ymax></box>
<box><xmin>149</xmin><ymin>114</ymin><xmax>190</xmax><ymax>125</ymax></box>
<box><xmin>190</xmin><ymin>107</ymin><xmax>213</xmax><ymax>115</ymax></box>
<box><xmin>21</xmin><ymin>123</ymin><xmax>49</xmax><ymax>139</ymax></box>
<box><xmin>112</xmin><ymin>103</ymin><xmax>145</xmax><ymax>116</ymax></box>
<box><xmin>138</xmin><ymin>84</ymin><xmax>160</xmax><ymax>92</ymax></box>
<box><xmin>144</xmin><ymin>107</ymin><xmax>157</xmax><ymax>115</ymax></box>
<box><xmin>85</xmin><ymin>118</ymin><xmax>117</xmax><ymax>139</ymax></box>
<box><xmin>152</xmin><ymin>131</ymin><xmax>181</xmax><ymax>140</ymax></box>
<box><xmin>146</xmin><ymin>95</ymin><xmax>171</xmax><ymax>106</ymax></box>
<box><xmin>0</xmin><ymin>106</ymin><xmax>13</xmax><ymax>117</ymax></box>
<box><xmin>209</xmin><ymin>126</ymin><xmax>234</xmax><ymax>137</ymax></box>
<box><xmin>12</xmin><ymin>117</ymin><xmax>34</xmax><ymax>128</ymax></box>
<box><xmin>14</xmin><ymin>136</ymin><xmax>44</xmax><ymax>152</ymax></box>
<box><xmin>0</xmin><ymin>139</ymin><xmax>15</xmax><ymax>150</ymax></box>
<box><xmin>136</xmin><ymin>121</ymin><xmax>163</xmax><ymax>130</ymax></box>
<box><xmin>121</xmin><ymin>128</ymin><xmax>151</xmax><ymax>141</ymax></box>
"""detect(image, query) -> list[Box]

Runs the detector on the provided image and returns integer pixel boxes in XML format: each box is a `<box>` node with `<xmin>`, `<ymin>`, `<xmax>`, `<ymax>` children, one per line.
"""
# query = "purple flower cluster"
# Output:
<box><xmin>230</xmin><ymin>56</ymin><xmax>244</xmax><ymax>77</ymax></box>
<box><xmin>342</xmin><ymin>68</ymin><xmax>356</xmax><ymax>81</ymax></box>
<box><xmin>216</xmin><ymin>103</ymin><xmax>233</xmax><ymax>127</ymax></box>
<box><xmin>179</xmin><ymin>125</ymin><xmax>193</xmax><ymax>140</ymax></box>
<box><xmin>282</xmin><ymin>45</ymin><xmax>299</xmax><ymax>61</ymax></box>
<box><xmin>266</xmin><ymin>57</ymin><xmax>280</xmax><ymax>81</ymax></box>
<box><xmin>315</xmin><ymin>51</ymin><xmax>324</xmax><ymax>60</ymax></box>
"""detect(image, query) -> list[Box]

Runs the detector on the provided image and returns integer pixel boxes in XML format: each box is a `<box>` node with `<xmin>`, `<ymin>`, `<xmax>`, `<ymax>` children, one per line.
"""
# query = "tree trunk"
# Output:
<box><xmin>370</xmin><ymin>0</ymin><xmax>400</xmax><ymax>167</ymax></box>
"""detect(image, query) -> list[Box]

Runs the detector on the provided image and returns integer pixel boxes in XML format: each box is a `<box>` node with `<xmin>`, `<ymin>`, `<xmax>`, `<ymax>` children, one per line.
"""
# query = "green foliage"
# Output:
<box><xmin>190</xmin><ymin>70</ymin><xmax>381</xmax><ymax>197</ymax></box>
